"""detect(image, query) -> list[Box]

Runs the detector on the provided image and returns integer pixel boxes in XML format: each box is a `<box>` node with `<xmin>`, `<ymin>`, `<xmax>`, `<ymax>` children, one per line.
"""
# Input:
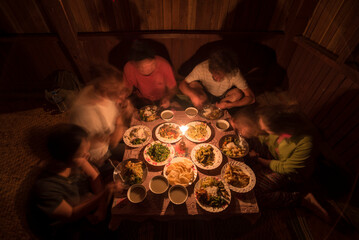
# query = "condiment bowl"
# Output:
<box><xmin>149</xmin><ymin>175</ymin><xmax>169</xmax><ymax>194</ymax></box>
<box><xmin>168</xmin><ymin>185</ymin><xmax>188</xmax><ymax>205</ymax></box>
<box><xmin>127</xmin><ymin>184</ymin><xmax>147</xmax><ymax>203</ymax></box>
<box><xmin>215</xmin><ymin>119</ymin><xmax>230</xmax><ymax>131</ymax></box>
<box><xmin>185</xmin><ymin>107</ymin><xmax>198</xmax><ymax>118</ymax></box>
<box><xmin>161</xmin><ymin>110</ymin><xmax>174</xmax><ymax>121</ymax></box>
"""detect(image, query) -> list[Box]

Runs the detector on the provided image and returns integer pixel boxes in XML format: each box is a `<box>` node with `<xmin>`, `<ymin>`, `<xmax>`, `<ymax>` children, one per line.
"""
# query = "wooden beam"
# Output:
<box><xmin>77</xmin><ymin>30</ymin><xmax>284</xmax><ymax>40</ymax></box>
<box><xmin>37</xmin><ymin>0</ymin><xmax>90</xmax><ymax>82</ymax></box>
<box><xmin>294</xmin><ymin>36</ymin><xmax>359</xmax><ymax>84</ymax></box>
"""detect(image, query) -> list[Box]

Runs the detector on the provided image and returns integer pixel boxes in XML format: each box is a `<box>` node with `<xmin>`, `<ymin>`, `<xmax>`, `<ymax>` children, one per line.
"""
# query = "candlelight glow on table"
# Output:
<box><xmin>179</xmin><ymin>125</ymin><xmax>189</xmax><ymax>152</ymax></box>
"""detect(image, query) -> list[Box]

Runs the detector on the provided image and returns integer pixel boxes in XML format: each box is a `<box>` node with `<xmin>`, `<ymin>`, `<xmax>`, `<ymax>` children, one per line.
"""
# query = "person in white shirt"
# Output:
<box><xmin>69</xmin><ymin>64</ymin><xmax>134</xmax><ymax>167</ymax></box>
<box><xmin>179</xmin><ymin>48</ymin><xmax>255</xmax><ymax>109</ymax></box>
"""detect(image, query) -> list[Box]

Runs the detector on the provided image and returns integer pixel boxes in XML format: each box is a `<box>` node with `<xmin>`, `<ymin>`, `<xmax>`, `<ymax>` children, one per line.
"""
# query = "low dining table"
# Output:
<box><xmin>109</xmin><ymin>109</ymin><xmax>260</xmax><ymax>229</ymax></box>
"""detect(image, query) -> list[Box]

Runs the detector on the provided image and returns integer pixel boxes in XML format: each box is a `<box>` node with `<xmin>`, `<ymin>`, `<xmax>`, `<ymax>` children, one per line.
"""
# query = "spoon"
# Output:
<box><xmin>108</xmin><ymin>158</ymin><xmax>125</xmax><ymax>182</ymax></box>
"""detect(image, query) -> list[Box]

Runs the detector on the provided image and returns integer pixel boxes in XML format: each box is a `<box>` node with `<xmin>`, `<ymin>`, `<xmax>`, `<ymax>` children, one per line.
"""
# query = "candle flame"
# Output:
<box><xmin>180</xmin><ymin>125</ymin><xmax>188</xmax><ymax>134</ymax></box>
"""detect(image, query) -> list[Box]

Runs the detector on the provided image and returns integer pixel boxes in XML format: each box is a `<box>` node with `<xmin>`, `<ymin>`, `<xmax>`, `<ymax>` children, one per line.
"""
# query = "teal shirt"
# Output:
<box><xmin>258</xmin><ymin>134</ymin><xmax>315</xmax><ymax>181</ymax></box>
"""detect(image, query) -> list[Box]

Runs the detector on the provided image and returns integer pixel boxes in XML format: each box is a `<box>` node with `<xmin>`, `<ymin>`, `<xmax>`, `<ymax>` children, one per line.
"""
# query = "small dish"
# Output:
<box><xmin>185</xmin><ymin>107</ymin><xmax>198</xmax><ymax>118</ymax></box>
<box><xmin>168</xmin><ymin>185</ymin><xmax>188</xmax><ymax>205</ymax></box>
<box><xmin>127</xmin><ymin>184</ymin><xmax>147</xmax><ymax>203</ymax></box>
<box><xmin>215</xmin><ymin>119</ymin><xmax>229</xmax><ymax>132</ymax></box>
<box><xmin>149</xmin><ymin>175</ymin><xmax>169</xmax><ymax>194</ymax></box>
<box><xmin>161</xmin><ymin>110</ymin><xmax>174</xmax><ymax>121</ymax></box>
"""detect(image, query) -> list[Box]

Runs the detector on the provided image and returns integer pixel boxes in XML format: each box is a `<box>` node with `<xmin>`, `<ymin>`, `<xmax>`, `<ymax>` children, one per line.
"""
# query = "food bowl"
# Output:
<box><xmin>127</xmin><ymin>184</ymin><xmax>147</xmax><ymax>203</ymax></box>
<box><xmin>215</xmin><ymin>119</ymin><xmax>230</xmax><ymax>132</ymax></box>
<box><xmin>149</xmin><ymin>175</ymin><xmax>169</xmax><ymax>194</ymax></box>
<box><xmin>185</xmin><ymin>107</ymin><xmax>198</xmax><ymax>118</ymax></box>
<box><xmin>161</xmin><ymin>110</ymin><xmax>174</xmax><ymax>121</ymax></box>
<box><xmin>168</xmin><ymin>185</ymin><xmax>188</xmax><ymax>205</ymax></box>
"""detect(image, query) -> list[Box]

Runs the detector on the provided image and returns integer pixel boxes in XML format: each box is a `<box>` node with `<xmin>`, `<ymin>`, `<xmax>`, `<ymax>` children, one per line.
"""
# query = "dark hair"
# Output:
<box><xmin>128</xmin><ymin>39</ymin><xmax>156</xmax><ymax>61</ymax></box>
<box><xmin>47</xmin><ymin>124</ymin><xmax>88</xmax><ymax>171</ymax></box>
<box><xmin>256</xmin><ymin>105</ymin><xmax>311</xmax><ymax>136</ymax></box>
<box><xmin>89</xmin><ymin>64</ymin><xmax>123</xmax><ymax>83</ymax></box>
<box><xmin>208</xmin><ymin>48</ymin><xmax>239</xmax><ymax>75</ymax></box>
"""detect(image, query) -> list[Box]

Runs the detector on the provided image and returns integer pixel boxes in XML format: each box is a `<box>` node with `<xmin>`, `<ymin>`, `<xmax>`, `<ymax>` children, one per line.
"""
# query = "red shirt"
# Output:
<box><xmin>124</xmin><ymin>56</ymin><xmax>177</xmax><ymax>102</ymax></box>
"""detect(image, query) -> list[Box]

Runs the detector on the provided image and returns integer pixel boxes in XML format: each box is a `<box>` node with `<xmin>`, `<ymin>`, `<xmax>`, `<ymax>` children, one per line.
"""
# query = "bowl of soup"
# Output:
<box><xmin>127</xmin><ymin>184</ymin><xmax>147</xmax><ymax>203</ymax></box>
<box><xmin>161</xmin><ymin>110</ymin><xmax>174</xmax><ymax>121</ymax></box>
<box><xmin>215</xmin><ymin>119</ymin><xmax>230</xmax><ymax>132</ymax></box>
<box><xmin>168</xmin><ymin>185</ymin><xmax>188</xmax><ymax>205</ymax></box>
<box><xmin>185</xmin><ymin>107</ymin><xmax>198</xmax><ymax>118</ymax></box>
<box><xmin>149</xmin><ymin>175</ymin><xmax>169</xmax><ymax>194</ymax></box>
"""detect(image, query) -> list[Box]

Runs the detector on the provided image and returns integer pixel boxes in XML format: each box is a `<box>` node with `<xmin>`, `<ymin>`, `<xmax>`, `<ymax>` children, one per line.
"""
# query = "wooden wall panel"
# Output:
<box><xmin>0</xmin><ymin>39</ymin><xmax>74</xmax><ymax>95</ymax></box>
<box><xmin>0</xmin><ymin>0</ymin><xmax>295</xmax><ymax>34</ymax></box>
<box><xmin>0</xmin><ymin>0</ymin><xmax>50</xmax><ymax>33</ymax></box>
<box><xmin>286</xmin><ymin>44</ymin><xmax>359</xmax><ymax>173</ymax></box>
<box><xmin>304</xmin><ymin>0</ymin><xmax>359</xmax><ymax>56</ymax></box>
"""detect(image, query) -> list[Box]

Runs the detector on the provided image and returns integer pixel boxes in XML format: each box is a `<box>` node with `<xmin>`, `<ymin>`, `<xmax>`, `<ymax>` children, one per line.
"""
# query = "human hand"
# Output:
<box><xmin>160</xmin><ymin>98</ymin><xmax>171</xmax><ymax>109</ymax></box>
<box><xmin>105</xmin><ymin>181</ymin><xmax>124</xmax><ymax>195</ymax></box>
<box><xmin>249</xmin><ymin>150</ymin><xmax>259</xmax><ymax>159</ymax></box>
<box><xmin>73</xmin><ymin>152</ymin><xmax>90</xmax><ymax>167</ymax></box>
<box><xmin>216</xmin><ymin>101</ymin><xmax>229</xmax><ymax>110</ymax></box>
<box><xmin>191</xmin><ymin>94</ymin><xmax>207</xmax><ymax>108</ymax></box>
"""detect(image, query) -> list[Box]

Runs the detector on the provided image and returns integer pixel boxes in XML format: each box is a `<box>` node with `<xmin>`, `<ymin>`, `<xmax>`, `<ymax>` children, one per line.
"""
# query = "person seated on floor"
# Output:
<box><xmin>230</xmin><ymin>105</ymin><xmax>330</xmax><ymax>222</ymax></box>
<box><xmin>179</xmin><ymin>48</ymin><xmax>255</xmax><ymax>110</ymax></box>
<box><xmin>123</xmin><ymin>39</ymin><xmax>178</xmax><ymax>109</ymax></box>
<box><xmin>69</xmin><ymin>64</ymin><xmax>134</xmax><ymax>168</ymax></box>
<box><xmin>28</xmin><ymin>123</ymin><xmax>123</xmax><ymax>239</ymax></box>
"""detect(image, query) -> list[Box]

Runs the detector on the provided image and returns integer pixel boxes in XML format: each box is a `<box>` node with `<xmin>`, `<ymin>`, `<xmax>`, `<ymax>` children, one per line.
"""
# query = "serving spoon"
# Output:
<box><xmin>108</xmin><ymin>158</ymin><xmax>125</xmax><ymax>182</ymax></box>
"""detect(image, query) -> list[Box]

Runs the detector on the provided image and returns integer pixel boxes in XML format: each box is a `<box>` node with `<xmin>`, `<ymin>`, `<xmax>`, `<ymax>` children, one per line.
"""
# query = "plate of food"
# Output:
<box><xmin>184</xmin><ymin>121</ymin><xmax>211</xmax><ymax>143</ymax></box>
<box><xmin>139</xmin><ymin>105</ymin><xmax>159</xmax><ymax>122</ymax></box>
<box><xmin>113</xmin><ymin>159</ymin><xmax>148</xmax><ymax>188</ymax></box>
<box><xmin>155</xmin><ymin>123</ymin><xmax>182</xmax><ymax>144</ymax></box>
<box><xmin>163</xmin><ymin>157</ymin><xmax>198</xmax><ymax>187</ymax></box>
<box><xmin>143</xmin><ymin>141</ymin><xmax>175</xmax><ymax>166</ymax></box>
<box><xmin>219</xmin><ymin>135</ymin><xmax>249</xmax><ymax>159</ymax></box>
<box><xmin>123</xmin><ymin>125</ymin><xmax>152</xmax><ymax>148</ymax></box>
<box><xmin>195</xmin><ymin>176</ymin><xmax>231</xmax><ymax>213</ymax></box>
<box><xmin>199</xmin><ymin>104</ymin><xmax>224</xmax><ymax>120</ymax></box>
<box><xmin>191</xmin><ymin>143</ymin><xmax>223</xmax><ymax>170</ymax></box>
<box><xmin>221</xmin><ymin>161</ymin><xmax>256</xmax><ymax>193</ymax></box>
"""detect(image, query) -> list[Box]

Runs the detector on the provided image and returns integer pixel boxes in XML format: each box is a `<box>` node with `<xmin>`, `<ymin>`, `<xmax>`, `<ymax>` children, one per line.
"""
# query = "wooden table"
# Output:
<box><xmin>110</xmin><ymin>110</ymin><xmax>259</xmax><ymax>229</ymax></box>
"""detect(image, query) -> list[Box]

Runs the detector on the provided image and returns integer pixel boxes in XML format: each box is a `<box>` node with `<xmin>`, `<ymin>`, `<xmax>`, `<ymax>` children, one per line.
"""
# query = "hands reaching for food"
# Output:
<box><xmin>160</xmin><ymin>98</ymin><xmax>171</xmax><ymax>109</ymax></box>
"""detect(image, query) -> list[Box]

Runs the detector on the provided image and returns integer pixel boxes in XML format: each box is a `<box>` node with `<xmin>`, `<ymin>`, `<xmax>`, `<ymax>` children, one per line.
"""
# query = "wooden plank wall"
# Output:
<box><xmin>303</xmin><ymin>0</ymin><xmax>359</xmax><ymax>61</ymax></box>
<box><xmin>0</xmin><ymin>0</ymin><xmax>295</xmax><ymax>33</ymax></box>
<box><xmin>287</xmin><ymin>44</ymin><xmax>359</xmax><ymax>173</ymax></box>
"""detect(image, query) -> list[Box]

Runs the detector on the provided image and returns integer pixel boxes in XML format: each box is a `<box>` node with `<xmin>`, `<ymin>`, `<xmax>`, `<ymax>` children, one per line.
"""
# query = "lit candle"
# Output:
<box><xmin>179</xmin><ymin>125</ymin><xmax>188</xmax><ymax>151</ymax></box>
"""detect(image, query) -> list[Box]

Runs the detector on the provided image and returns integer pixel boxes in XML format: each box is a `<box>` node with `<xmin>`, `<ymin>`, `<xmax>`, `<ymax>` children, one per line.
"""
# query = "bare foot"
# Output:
<box><xmin>302</xmin><ymin>193</ymin><xmax>331</xmax><ymax>223</ymax></box>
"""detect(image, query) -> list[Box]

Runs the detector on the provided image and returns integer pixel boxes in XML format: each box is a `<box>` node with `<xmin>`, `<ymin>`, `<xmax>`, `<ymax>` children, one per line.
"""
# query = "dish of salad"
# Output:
<box><xmin>195</xmin><ymin>176</ymin><xmax>231</xmax><ymax>213</ymax></box>
<box><xmin>123</xmin><ymin>125</ymin><xmax>152</xmax><ymax>148</ymax></box>
<box><xmin>143</xmin><ymin>141</ymin><xmax>174</xmax><ymax>166</ymax></box>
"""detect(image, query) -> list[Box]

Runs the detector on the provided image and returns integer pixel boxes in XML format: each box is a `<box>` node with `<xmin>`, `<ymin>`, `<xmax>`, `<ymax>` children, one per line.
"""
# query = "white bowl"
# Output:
<box><xmin>161</xmin><ymin>110</ymin><xmax>174</xmax><ymax>121</ymax></box>
<box><xmin>168</xmin><ymin>185</ymin><xmax>188</xmax><ymax>205</ymax></box>
<box><xmin>127</xmin><ymin>184</ymin><xmax>147</xmax><ymax>203</ymax></box>
<box><xmin>215</xmin><ymin>119</ymin><xmax>229</xmax><ymax>131</ymax></box>
<box><xmin>149</xmin><ymin>175</ymin><xmax>169</xmax><ymax>194</ymax></box>
<box><xmin>185</xmin><ymin>107</ymin><xmax>198</xmax><ymax>118</ymax></box>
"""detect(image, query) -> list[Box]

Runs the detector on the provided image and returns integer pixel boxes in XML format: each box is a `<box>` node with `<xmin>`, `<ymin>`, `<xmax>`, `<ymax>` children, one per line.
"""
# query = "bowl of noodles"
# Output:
<box><xmin>113</xmin><ymin>159</ymin><xmax>148</xmax><ymax>188</ymax></box>
<box><xmin>221</xmin><ymin>161</ymin><xmax>256</xmax><ymax>193</ymax></box>
<box><xmin>191</xmin><ymin>143</ymin><xmax>223</xmax><ymax>170</ymax></box>
<box><xmin>184</xmin><ymin>121</ymin><xmax>211</xmax><ymax>143</ymax></box>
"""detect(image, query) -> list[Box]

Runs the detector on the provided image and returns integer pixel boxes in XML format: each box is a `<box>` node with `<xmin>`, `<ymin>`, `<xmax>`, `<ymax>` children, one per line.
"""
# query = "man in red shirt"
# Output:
<box><xmin>124</xmin><ymin>40</ymin><xmax>178</xmax><ymax>109</ymax></box>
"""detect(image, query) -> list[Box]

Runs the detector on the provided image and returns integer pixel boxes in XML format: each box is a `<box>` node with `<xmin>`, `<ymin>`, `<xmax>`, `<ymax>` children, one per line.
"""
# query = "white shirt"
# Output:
<box><xmin>185</xmin><ymin>60</ymin><xmax>248</xmax><ymax>97</ymax></box>
<box><xmin>69</xmin><ymin>86</ymin><xmax>118</xmax><ymax>165</ymax></box>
